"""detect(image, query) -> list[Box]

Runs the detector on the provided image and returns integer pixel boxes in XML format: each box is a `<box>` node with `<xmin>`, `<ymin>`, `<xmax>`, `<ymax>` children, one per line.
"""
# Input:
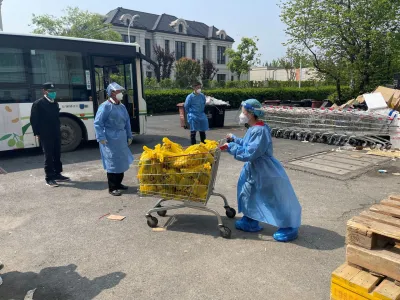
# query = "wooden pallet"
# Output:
<box><xmin>331</xmin><ymin>263</ymin><xmax>400</xmax><ymax>300</ymax></box>
<box><xmin>346</xmin><ymin>195</ymin><xmax>400</xmax><ymax>282</ymax></box>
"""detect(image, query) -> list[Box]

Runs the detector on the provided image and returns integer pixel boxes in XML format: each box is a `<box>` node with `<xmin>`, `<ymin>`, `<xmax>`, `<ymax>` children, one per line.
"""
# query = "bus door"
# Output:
<box><xmin>91</xmin><ymin>56</ymin><xmax>140</xmax><ymax>133</ymax></box>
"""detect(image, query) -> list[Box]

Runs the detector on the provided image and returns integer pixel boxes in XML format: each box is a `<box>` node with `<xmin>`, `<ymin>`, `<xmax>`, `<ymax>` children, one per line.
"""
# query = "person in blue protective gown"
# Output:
<box><xmin>184</xmin><ymin>82</ymin><xmax>209</xmax><ymax>145</ymax></box>
<box><xmin>94</xmin><ymin>82</ymin><xmax>134</xmax><ymax>196</ymax></box>
<box><xmin>221</xmin><ymin>99</ymin><xmax>302</xmax><ymax>242</ymax></box>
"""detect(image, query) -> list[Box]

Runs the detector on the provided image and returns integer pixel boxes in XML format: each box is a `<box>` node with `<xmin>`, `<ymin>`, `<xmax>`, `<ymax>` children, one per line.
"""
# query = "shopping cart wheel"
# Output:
<box><xmin>157</xmin><ymin>210</ymin><xmax>167</xmax><ymax>217</ymax></box>
<box><xmin>385</xmin><ymin>144</ymin><xmax>392</xmax><ymax>150</ymax></box>
<box><xmin>219</xmin><ymin>226</ymin><xmax>232</xmax><ymax>239</ymax></box>
<box><xmin>225</xmin><ymin>207</ymin><xmax>236</xmax><ymax>218</ymax></box>
<box><xmin>146</xmin><ymin>216</ymin><xmax>158</xmax><ymax>228</ymax></box>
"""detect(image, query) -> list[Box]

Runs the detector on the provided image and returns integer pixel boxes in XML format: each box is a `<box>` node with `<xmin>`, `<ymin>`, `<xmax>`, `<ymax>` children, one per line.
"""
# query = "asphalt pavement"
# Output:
<box><xmin>0</xmin><ymin>111</ymin><xmax>399</xmax><ymax>300</ymax></box>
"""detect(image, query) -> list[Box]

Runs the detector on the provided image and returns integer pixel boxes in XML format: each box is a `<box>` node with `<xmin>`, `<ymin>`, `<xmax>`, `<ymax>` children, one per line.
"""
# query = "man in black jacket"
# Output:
<box><xmin>30</xmin><ymin>82</ymin><xmax>70</xmax><ymax>187</ymax></box>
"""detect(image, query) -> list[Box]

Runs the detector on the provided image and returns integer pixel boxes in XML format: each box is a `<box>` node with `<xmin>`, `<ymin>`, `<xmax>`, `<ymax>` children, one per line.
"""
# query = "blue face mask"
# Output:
<box><xmin>47</xmin><ymin>92</ymin><xmax>57</xmax><ymax>100</ymax></box>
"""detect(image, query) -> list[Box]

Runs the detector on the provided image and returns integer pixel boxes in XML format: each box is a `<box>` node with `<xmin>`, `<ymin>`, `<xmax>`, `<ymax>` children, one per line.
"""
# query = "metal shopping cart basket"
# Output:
<box><xmin>259</xmin><ymin>106</ymin><xmax>391</xmax><ymax>149</ymax></box>
<box><xmin>134</xmin><ymin>141</ymin><xmax>236</xmax><ymax>239</ymax></box>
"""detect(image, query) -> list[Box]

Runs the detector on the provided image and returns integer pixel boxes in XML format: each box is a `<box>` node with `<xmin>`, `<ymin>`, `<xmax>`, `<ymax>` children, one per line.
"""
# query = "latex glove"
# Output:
<box><xmin>128</xmin><ymin>138</ymin><xmax>133</xmax><ymax>146</ymax></box>
<box><xmin>100</xmin><ymin>140</ymin><xmax>107</xmax><ymax>145</ymax></box>
<box><xmin>219</xmin><ymin>143</ymin><xmax>229</xmax><ymax>151</ymax></box>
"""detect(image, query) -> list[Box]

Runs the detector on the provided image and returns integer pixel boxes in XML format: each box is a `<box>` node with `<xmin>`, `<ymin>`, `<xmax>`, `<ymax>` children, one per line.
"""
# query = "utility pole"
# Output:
<box><xmin>0</xmin><ymin>0</ymin><xmax>4</xmax><ymax>31</ymax></box>
<box><xmin>299</xmin><ymin>59</ymin><xmax>302</xmax><ymax>88</ymax></box>
<box><xmin>119</xmin><ymin>14</ymin><xmax>140</xmax><ymax>96</ymax></box>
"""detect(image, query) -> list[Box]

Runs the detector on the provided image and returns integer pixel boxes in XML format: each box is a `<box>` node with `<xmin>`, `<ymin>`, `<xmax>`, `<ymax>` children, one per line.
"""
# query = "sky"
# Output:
<box><xmin>2</xmin><ymin>0</ymin><xmax>287</xmax><ymax>62</ymax></box>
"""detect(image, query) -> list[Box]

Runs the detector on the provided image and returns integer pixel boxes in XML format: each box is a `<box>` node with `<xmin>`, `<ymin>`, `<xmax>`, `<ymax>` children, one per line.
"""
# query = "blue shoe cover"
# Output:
<box><xmin>235</xmin><ymin>216</ymin><xmax>263</xmax><ymax>232</ymax></box>
<box><xmin>273</xmin><ymin>227</ymin><xmax>298</xmax><ymax>242</ymax></box>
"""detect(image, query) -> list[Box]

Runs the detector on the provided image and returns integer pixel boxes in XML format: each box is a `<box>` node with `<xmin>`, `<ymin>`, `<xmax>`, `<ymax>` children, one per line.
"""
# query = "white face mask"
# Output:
<box><xmin>115</xmin><ymin>93</ymin><xmax>124</xmax><ymax>101</ymax></box>
<box><xmin>239</xmin><ymin>112</ymin><xmax>249</xmax><ymax>125</ymax></box>
<box><xmin>196</xmin><ymin>89</ymin><xmax>201</xmax><ymax>94</ymax></box>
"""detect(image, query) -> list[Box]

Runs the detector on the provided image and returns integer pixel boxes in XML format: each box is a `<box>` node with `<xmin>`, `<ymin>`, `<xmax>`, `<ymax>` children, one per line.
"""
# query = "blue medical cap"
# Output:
<box><xmin>242</xmin><ymin>99</ymin><xmax>264</xmax><ymax>117</ymax></box>
<box><xmin>107</xmin><ymin>82</ymin><xmax>125</xmax><ymax>96</ymax></box>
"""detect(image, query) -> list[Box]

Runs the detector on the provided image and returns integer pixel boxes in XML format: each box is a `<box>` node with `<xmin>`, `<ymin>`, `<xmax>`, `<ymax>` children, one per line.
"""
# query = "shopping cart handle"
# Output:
<box><xmin>220</xmin><ymin>144</ymin><xmax>228</xmax><ymax>151</ymax></box>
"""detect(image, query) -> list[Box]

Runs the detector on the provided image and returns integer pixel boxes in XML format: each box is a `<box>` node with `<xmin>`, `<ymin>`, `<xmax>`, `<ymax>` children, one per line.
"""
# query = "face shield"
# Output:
<box><xmin>106</xmin><ymin>82</ymin><xmax>126</xmax><ymax>97</ymax></box>
<box><xmin>235</xmin><ymin>101</ymin><xmax>265</xmax><ymax>126</ymax></box>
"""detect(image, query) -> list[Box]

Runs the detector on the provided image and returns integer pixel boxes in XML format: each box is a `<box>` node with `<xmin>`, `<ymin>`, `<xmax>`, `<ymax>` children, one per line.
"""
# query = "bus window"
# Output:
<box><xmin>31</xmin><ymin>50</ymin><xmax>85</xmax><ymax>84</ymax></box>
<box><xmin>31</xmin><ymin>49</ymin><xmax>88</xmax><ymax>102</ymax></box>
<box><xmin>34</xmin><ymin>88</ymin><xmax>91</xmax><ymax>102</ymax></box>
<box><xmin>0</xmin><ymin>48</ymin><xmax>26</xmax><ymax>83</ymax></box>
<box><xmin>0</xmin><ymin>89</ymin><xmax>29</xmax><ymax>103</ymax></box>
<box><xmin>123</xmin><ymin>64</ymin><xmax>134</xmax><ymax>104</ymax></box>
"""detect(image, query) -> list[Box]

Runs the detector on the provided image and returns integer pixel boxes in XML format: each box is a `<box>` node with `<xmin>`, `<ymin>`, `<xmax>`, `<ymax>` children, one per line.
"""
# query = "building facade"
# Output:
<box><xmin>105</xmin><ymin>7</ymin><xmax>235</xmax><ymax>82</ymax></box>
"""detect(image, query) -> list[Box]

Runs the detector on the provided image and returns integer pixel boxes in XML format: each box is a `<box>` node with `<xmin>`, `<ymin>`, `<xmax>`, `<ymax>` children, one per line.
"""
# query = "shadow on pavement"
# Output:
<box><xmin>0</xmin><ymin>264</ymin><xmax>126</xmax><ymax>299</ymax></box>
<box><xmin>60</xmin><ymin>181</ymin><xmax>107</xmax><ymax>191</ymax></box>
<box><xmin>159</xmin><ymin>214</ymin><xmax>344</xmax><ymax>250</ymax></box>
<box><xmin>294</xmin><ymin>224</ymin><xmax>345</xmax><ymax>251</ymax></box>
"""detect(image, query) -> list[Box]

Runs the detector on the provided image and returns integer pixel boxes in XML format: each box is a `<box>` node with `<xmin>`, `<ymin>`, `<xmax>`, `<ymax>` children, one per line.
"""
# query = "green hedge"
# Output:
<box><xmin>144</xmin><ymin>86</ymin><xmax>340</xmax><ymax>114</ymax></box>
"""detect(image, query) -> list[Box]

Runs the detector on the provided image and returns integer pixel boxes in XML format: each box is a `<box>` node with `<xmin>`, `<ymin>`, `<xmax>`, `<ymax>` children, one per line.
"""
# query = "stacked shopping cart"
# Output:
<box><xmin>258</xmin><ymin>106</ymin><xmax>392</xmax><ymax>149</ymax></box>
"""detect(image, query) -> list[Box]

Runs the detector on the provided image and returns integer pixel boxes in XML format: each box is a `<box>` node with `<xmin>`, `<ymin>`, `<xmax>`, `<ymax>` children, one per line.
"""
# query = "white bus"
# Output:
<box><xmin>0</xmin><ymin>32</ymin><xmax>149</xmax><ymax>152</ymax></box>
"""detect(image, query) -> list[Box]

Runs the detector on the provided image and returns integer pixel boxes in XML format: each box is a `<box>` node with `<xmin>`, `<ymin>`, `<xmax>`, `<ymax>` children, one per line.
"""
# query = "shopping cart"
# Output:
<box><xmin>134</xmin><ymin>141</ymin><xmax>236</xmax><ymax>239</ymax></box>
<box><xmin>259</xmin><ymin>106</ymin><xmax>391</xmax><ymax>149</ymax></box>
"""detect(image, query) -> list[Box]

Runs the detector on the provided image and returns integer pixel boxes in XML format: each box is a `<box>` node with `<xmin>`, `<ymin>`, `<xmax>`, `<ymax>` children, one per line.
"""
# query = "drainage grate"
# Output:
<box><xmin>285</xmin><ymin>151</ymin><xmax>390</xmax><ymax>180</ymax></box>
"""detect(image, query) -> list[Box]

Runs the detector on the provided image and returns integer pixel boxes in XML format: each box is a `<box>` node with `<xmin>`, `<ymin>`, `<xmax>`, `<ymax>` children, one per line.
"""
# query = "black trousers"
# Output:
<box><xmin>190</xmin><ymin>131</ymin><xmax>206</xmax><ymax>145</ymax></box>
<box><xmin>41</xmin><ymin>136</ymin><xmax>62</xmax><ymax>181</ymax></box>
<box><xmin>107</xmin><ymin>173</ymin><xmax>124</xmax><ymax>192</ymax></box>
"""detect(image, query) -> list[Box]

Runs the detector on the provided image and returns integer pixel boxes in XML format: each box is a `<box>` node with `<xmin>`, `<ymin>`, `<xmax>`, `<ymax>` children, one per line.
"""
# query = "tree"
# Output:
<box><xmin>31</xmin><ymin>7</ymin><xmax>122</xmax><ymax>41</ymax></box>
<box><xmin>201</xmin><ymin>59</ymin><xmax>219</xmax><ymax>81</ymax></box>
<box><xmin>275</xmin><ymin>47</ymin><xmax>314</xmax><ymax>80</ymax></box>
<box><xmin>225</xmin><ymin>37</ymin><xmax>261</xmax><ymax>80</ymax></box>
<box><xmin>153</xmin><ymin>45</ymin><xmax>175</xmax><ymax>80</ymax></box>
<box><xmin>280</xmin><ymin>0</ymin><xmax>400</xmax><ymax>102</ymax></box>
<box><xmin>175</xmin><ymin>58</ymin><xmax>201</xmax><ymax>88</ymax></box>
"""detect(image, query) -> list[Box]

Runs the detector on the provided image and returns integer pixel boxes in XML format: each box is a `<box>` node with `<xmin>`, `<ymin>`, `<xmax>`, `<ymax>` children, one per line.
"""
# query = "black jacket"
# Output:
<box><xmin>30</xmin><ymin>97</ymin><xmax>61</xmax><ymax>138</ymax></box>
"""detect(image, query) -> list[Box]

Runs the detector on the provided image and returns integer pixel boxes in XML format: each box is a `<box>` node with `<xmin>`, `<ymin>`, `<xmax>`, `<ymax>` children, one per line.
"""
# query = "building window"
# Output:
<box><xmin>146</xmin><ymin>72</ymin><xmax>152</xmax><ymax>78</ymax></box>
<box><xmin>178</xmin><ymin>24</ymin><xmax>183</xmax><ymax>33</ymax></box>
<box><xmin>220</xmin><ymin>34</ymin><xmax>225</xmax><ymax>40</ymax></box>
<box><xmin>217</xmin><ymin>74</ymin><xmax>226</xmax><ymax>82</ymax></box>
<box><xmin>175</xmin><ymin>41</ymin><xmax>186</xmax><ymax>60</ymax></box>
<box><xmin>145</xmin><ymin>39</ymin><xmax>151</xmax><ymax>57</ymax></box>
<box><xmin>192</xmin><ymin>43</ymin><xmax>196</xmax><ymax>60</ymax></box>
<box><xmin>165</xmin><ymin>40</ymin><xmax>170</xmax><ymax>53</ymax></box>
<box><xmin>217</xmin><ymin>46</ymin><xmax>226</xmax><ymax>64</ymax></box>
<box><xmin>203</xmin><ymin>45</ymin><xmax>206</xmax><ymax>61</ymax></box>
<box><xmin>126</xmin><ymin>19</ymin><xmax>131</xmax><ymax>26</ymax></box>
<box><xmin>231</xmin><ymin>75</ymin><xmax>234</xmax><ymax>81</ymax></box>
<box><xmin>121</xmin><ymin>35</ymin><xmax>136</xmax><ymax>43</ymax></box>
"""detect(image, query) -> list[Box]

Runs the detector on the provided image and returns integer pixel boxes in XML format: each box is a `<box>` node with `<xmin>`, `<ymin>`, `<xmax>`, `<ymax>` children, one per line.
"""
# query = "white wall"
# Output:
<box><xmin>249</xmin><ymin>67</ymin><xmax>320</xmax><ymax>82</ymax></box>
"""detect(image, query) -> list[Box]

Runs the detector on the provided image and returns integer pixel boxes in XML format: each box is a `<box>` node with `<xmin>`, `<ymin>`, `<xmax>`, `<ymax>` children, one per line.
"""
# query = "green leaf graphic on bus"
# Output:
<box><xmin>0</xmin><ymin>133</ymin><xmax>25</xmax><ymax>148</ymax></box>
<box><xmin>22</xmin><ymin>123</ymin><xmax>31</xmax><ymax>135</ymax></box>
<box><xmin>0</xmin><ymin>134</ymin><xmax>12</xmax><ymax>141</ymax></box>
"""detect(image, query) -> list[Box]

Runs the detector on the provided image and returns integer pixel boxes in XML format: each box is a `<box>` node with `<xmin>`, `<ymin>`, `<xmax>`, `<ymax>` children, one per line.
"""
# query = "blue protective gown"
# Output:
<box><xmin>184</xmin><ymin>92</ymin><xmax>209</xmax><ymax>132</ymax></box>
<box><xmin>94</xmin><ymin>100</ymin><xmax>134</xmax><ymax>173</ymax></box>
<box><xmin>228</xmin><ymin>123</ymin><xmax>302</xmax><ymax>228</ymax></box>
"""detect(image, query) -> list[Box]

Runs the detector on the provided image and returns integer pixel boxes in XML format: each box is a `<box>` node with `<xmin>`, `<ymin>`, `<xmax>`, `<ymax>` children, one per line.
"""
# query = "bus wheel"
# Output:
<box><xmin>60</xmin><ymin>117</ymin><xmax>82</xmax><ymax>152</ymax></box>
